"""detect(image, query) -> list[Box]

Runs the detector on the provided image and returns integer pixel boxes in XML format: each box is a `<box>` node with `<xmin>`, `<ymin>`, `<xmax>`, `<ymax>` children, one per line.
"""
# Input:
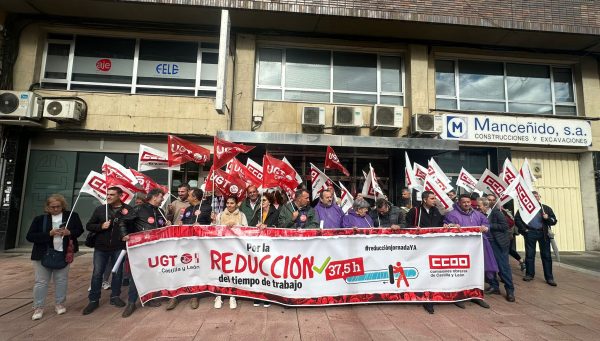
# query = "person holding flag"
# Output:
<box><xmin>278</xmin><ymin>189</ymin><xmax>319</xmax><ymax>229</ymax></box>
<box><xmin>120</xmin><ymin>188</ymin><xmax>170</xmax><ymax>318</ymax></box>
<box><xmin>515</xmin><ymin>191</ymin><xmax>558</xmax><ymax>286</ymax></box>
<box><xmin>83</xmin><ymin>187</ymin><xmax>131</xmax><ymax>315</ymax></box>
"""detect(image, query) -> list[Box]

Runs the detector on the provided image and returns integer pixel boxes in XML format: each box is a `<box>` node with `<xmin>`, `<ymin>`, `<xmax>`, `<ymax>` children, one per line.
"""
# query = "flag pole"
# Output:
<box><xmin>194</xmin><ymin>197</ymin><xmax>205</xmax><ymax>224</ymax></box>
<box><xmin>66</xmin><ymin>191</ymin><xmax>83</xmax><ymax>229</ymax></box>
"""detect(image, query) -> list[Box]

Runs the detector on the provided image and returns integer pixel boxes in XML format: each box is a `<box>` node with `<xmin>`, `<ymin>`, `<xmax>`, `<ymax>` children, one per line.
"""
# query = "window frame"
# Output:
<box><xmin>434</xmin><ymin>58</ymin><xmax>578</xmax><ymax>116</ymax></box>
<box><xmin>254</xmin><ymin>46</ymin><xmax>405</xmax><ymax>106</ymax></box>
<box><xmin>39</xmin><ymin>35</ymin><xmax>219</xmax><ymax>97</ymax></box>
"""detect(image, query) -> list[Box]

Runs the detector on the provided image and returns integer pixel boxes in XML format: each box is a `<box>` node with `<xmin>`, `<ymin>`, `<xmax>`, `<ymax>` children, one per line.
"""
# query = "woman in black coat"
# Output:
<box><xmin>26</xmin><ymin>194</ymin><xmax>83</xmax><ymax>320</ymax></box>
<box><xmin>255</xmin><ymin>192</ymin><xmax>280</xmax><ymax>228</ymax></box>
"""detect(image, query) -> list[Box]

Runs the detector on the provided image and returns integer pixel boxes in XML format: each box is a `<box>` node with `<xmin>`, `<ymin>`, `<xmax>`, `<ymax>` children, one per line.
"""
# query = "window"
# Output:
<box><xmin>435</xmin><ymin>59</ymin><xmax>577</xmax><ymax>115</ymax></box>
<box><xmin>40</xmin><ymin>35</ymin><xmax>218</xmax><ymax>97</ymax></box>
<box><xmin>256</xmin><ymin>47</ymin><xmax>404</xmax><ymax>105</ymax></box>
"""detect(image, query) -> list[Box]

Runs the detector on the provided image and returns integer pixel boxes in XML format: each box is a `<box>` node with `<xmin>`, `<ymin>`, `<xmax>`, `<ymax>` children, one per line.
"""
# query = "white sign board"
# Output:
<box><xmin>440</xmin><ymin>114</ymin><xmax>592</xmax><ymax>147</ymax></box>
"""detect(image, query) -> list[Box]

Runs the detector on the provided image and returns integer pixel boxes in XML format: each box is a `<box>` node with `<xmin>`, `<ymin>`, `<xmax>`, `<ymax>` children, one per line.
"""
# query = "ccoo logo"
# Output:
<box><xmin>446</xmin><ymin>116</ymin><xmax>467</xmax><ymax>138</ymax></box>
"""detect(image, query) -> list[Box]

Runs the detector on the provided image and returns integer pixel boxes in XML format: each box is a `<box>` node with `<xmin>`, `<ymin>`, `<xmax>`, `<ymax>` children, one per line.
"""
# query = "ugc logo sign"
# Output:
<box><xmin>446</xmin><ymin>115</ymin><xmax>467</xmax><ymax>138</ymax></box>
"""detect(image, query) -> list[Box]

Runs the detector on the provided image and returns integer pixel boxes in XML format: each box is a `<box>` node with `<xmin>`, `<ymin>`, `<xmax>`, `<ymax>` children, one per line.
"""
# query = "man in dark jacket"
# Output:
<box><xmin>370</xmin><ymin>198</ymin><xmax>406</xmax><ymax>229</ymax></box>
<box><xmin>278</xmin><ymin>189</ymin><xmax>319</xmax><ymax>229</ymax></box>
<box><xmin>515</xmin><ymin>191</ymin><xmax>558</xmax><ymax>286</ymax></box>
<box><xmin>405</xmin><ymin>191</ymin><xmax>444</xmax><ymax>229</ymax></box>
<box><xmin>477</xmin><ymin>197</ymin><xmax>514</xmax><ymax>302</ymax></box>
<box><xmin>83</xmin><ymin>187</ymin><xmax>131</xmax><ymax>315</ymax></box>
<box><xmin>404</xmin><ymin>191</ymin><xmax>446</xmax><ymax>314</ymax></box>
<box><xmin>120</xmin><ymin>188</ymin><xmax>170</xmax><ymax>317</ymax></box>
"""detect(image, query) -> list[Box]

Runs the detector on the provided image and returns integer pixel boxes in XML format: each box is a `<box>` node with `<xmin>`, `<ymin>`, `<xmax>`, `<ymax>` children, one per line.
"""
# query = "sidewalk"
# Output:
<box><xmin>1</xmin><ymin>252</ymin><xmax>599</xmax><ymax>340</ymax></box>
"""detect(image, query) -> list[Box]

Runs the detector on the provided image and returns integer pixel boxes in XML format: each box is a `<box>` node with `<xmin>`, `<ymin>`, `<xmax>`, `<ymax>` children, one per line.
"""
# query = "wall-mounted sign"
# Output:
<box><xmin>440</xmin><ymin>114</ymin><xmax>592</xmax><ymax>147</ymax></box>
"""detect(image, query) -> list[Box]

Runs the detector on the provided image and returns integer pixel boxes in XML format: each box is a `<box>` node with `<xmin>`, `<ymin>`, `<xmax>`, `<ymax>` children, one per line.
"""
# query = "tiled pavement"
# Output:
<box><xmin>1</xmin><ymin>252</ymin><xmax>600</xmax><ymax>340</ymax></box>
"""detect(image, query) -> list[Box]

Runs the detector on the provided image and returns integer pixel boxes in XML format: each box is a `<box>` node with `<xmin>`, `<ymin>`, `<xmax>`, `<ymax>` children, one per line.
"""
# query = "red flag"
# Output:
<box><xmin>205</xmin><ymin>167</ymin><xmax>247</xmax><ymax>199</ymax></box>
<box><xmin>213</xmin><ymin>137</ymin><xmax>255</xmax><ymax>170</ymax></box>
<box><xmin>168</xmin><ymin>135</ymin><xmax>210</xmax><ymax>167</ymax></box>
<box><xmin>226</xmin><ymin>158</ymin><xmax>261</xmax><ymax>188</ymax></box>
<box><xmin>324</xmin><ymin>146</ymin><xmax>350</xmax><ymax>176</ymax></box>
<box><xmin>130</xmin><ymin>168</ymin><xmax>169</xmax><ymax>194</ymax></box>
<box><xmin>262</xmin><ymin>154</ymin><xmax>300</xmax><ymax>190</ymax></box>
<box><xmin>105</xmin><ymin>171</ymin><xmax>143</xmax><ymax>194</ymax></box>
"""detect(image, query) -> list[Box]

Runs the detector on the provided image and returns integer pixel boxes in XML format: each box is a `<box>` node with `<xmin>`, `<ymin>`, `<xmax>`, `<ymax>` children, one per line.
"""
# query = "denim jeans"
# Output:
<box><xmin>89</xmin><ymin>249</ymin><xmax>124</xmax><ymax>302</ymax></box>
<box><xmin>33</xmin><ymin>261</ymin><xmax>70</xmax><ymax>309</ymax></box>
<box><xmin>128</xmin><ymin>273</ymin><xmax>139</xmax><ymax>303</ymax></box>
<box><xmin>488</xmin><ymin>241</ymin><xmax>514</xmax><ymax>294</ymax></box>
<box><xmin>524</xmin><ymin>229</ymin><xmax>554</xmax><ymax>281</ymax></box>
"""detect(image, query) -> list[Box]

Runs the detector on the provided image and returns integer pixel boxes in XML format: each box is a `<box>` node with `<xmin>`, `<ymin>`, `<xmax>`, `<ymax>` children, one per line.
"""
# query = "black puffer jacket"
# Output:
<box><xmin>86</xmin><ymin>204</ymin><xmax>132</xmax><ymax>251</ymax></box>
<box><xmin>120</xmin><ymin>203</ymin><xmax>167</xmax><ymax>238</ymax></box>
<box><xmin>26</xmin><ymin>211</ymin><xmax>84</xmax><ymax>261</ymax></box>
<box><xmin>181</xmin><ymin>201</ymin><xmax>213</xmax><ymax>225</ymax></box>
<box><xmin>369</xmin><ymin>206</ymin><xmax>406</xmax><ymax>228</ymax></box>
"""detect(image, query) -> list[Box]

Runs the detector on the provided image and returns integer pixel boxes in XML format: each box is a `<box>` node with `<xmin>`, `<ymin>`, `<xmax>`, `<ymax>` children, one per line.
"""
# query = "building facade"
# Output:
<box><xmin>0</xmin><ymin>0</ymin><xmax>599</xmax><ymax>251</ymax></box>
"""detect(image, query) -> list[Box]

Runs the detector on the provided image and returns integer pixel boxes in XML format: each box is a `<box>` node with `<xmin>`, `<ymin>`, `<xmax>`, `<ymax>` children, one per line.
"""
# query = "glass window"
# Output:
<box><xmin>435</xmin><ymin>58</ymin><xmax>577</xmax><ymax>115</ymax></box>
<box><xmin>435</xmin><ymin>60</ymin><xmax>455</xmax><ymax>97</ymax></box>
<box><xmin>72</xmin><ymin>36</ymin><xmax>136</xmax><ymax>84</ymax></box>
<box><xmin>257</xmin><ymin>48</ymin><xmax>282</xmax><ymax>87</ymax></box>
<box><xmin>41</xmin><ymin>34</ymin><xmax>219</xmax><ymax>97</ymax></box>
<box><xmin>285</xmin><ymin>49</ymin><xmax>330</xmax><ymax>89</ymax></box>
<box><xmin>333</xmin><ymin>52</ymin><xmax>377</xmax><ymax>92</ymax></box>
<box><xmin>256</xmin><ymin>47</ymin><xmax>403</xmax><ymax>105</ymax></box>
<box><xmin>44</xmin><ymin>43</ymin><xmax>70</xmax><ymax>80</ymax></box>
<box><xmin>380</xmin><ymin>56</ymin><xmax>402</xmax><ymax>93</ymax></box>
<box><xmin>459</xmin><ymin>60</ymin><xmax>504</xmax><ymax>100</ymax></box>
<box><xmin>506</xmin><ymin>63</ymin><xmax>551</xmax><ymax>103</ymax></box>
<box><xmin>137</xmin><ymin>40</ymin><xmax>197</xmax><ymax>88</ymax></box>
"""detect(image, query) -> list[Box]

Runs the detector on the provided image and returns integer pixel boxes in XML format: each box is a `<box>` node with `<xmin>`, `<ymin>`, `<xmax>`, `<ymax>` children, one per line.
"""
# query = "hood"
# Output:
<box><xmin>452</xmin><ymin>203</ymin><xmax>475</xmax><ymax>216</ymax></box>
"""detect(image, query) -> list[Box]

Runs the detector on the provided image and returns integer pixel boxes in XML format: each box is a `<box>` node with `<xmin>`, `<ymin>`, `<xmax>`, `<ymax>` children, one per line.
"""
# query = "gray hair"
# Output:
<box><xmin>352</xmin><ymin>198</ymin><xmax>371</xmax><ymax>210</ymax></box>
<box><xmin>477</xmin><ymin>197</ymin><xmax>490</xmax><ymax>208</ymax></box>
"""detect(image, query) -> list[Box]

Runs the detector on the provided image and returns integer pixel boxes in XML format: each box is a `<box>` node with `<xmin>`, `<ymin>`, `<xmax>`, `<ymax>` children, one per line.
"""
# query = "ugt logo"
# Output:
<box><xmin>446</xmin><ymin>115</ymin><xmax>467</xmax><ymax>138</ymax></box>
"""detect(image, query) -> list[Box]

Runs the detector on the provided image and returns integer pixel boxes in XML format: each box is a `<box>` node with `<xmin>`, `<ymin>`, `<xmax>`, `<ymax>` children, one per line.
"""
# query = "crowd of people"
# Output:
<box><xmin>26</xmin><ymin>182</ymin><xmax>557</xmax><ymax>320</ymax></box>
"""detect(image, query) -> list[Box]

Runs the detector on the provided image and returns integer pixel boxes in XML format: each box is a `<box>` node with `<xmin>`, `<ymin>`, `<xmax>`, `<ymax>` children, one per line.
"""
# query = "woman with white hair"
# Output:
<box><xmin>341</xmin><ymin>198</ymin><xmax>374</xmax><ymax>228</ymax></box>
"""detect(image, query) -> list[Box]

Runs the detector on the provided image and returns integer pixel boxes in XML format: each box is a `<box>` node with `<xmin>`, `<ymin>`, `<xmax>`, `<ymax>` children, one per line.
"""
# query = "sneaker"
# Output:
<box><xmin>484</xmin><ymin>287</ymin><xmax>501</xmax><ymax>295</ymax></box>
<box><xmin>506</xmin><ymin>294</ymin><xmax>516</xmax><ymax>302</ymax></box>
<box><xmin>122</xmin><ymin>303</ymin><xmax>136</xmax><ymax>318</ymax></box>
<box><xmin>454</xmin><ymin>301</ymin><xmax>466</xmax><ymax>309</ymax></box>
<box><xmin>190</xmin><ymin>298</ymin><xmax>199</xmax><ymax>310</ymax></box>
<box><xmin>519</xmin><ymin>262</ymin><xmax>526</xmax><ymax>272</ymax></box>
<box><xmin>166</xmin><ymin>298</ymin><xmax>179</xmax><ymax>311</ymax></box>
<box><xmin>110</xmin><ymin>297</ymin><xmax>126</xmax><ymax>307</ymax></box>
<box><xmin>546</xmin><ymin>280</ymin><xmax>557</xmax><ymax>287</ymax></box>
<box><xmin>229</xmin><ymin>297</ymin><xmax>237</xmax><ymax>309</ymax></box>
<box><xmin>253</xmin><ymin>301</ymin><xmax>260</xmax><ymax>307</ymax></box>
<box><xmin>55</xmin><ymin>304</ymin><xmax>67</xmax><ymax>315</ymax></box>
<box><xmin>87</xmin><ymin>286</ymin><xmax>91</xmax><ymax>292</ymax></box>
<box><xmin>102</xmin><ymin>281</ymin><xmax>111</xmax><ymax>290</ymax></box>
<box><xmin>32</xmin><ymin>308</ymin><xmax>44</xmax><ymax>320</ymax></box>
<box><xmin>523</xmin><ymin>276</ymin><xmax>534</xmax><ymax>281</ymax></box>
<box><xmin>82</xmin><ymin>301</ymin><xmax>99</xmax><ymax>315</ymax></box>
<box><xmin>214</xmin><ymin>296</ymin><xmax>223</xmax><ymax>309</ymax></box>
<box><xmin>263</xmin><ymin>303</ymin><xmax>271</xmax><ymax>308</ymax></box>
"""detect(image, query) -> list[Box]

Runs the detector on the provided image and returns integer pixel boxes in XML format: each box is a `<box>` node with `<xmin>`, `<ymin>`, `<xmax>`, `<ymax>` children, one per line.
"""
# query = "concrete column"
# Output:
<box><xmin>579</xmin><ymin>152</ymin><xmax>600</xmax><ymax>250</ymax></box>
<box><xmin>231</xmin><ymin>34</ymin><xmax>256</xmax><ymax>131</ymax></box>
<box><xmin>407</xmin><ymin>44</ymin><xmax>429</xmax><ymax>115</ymax></box>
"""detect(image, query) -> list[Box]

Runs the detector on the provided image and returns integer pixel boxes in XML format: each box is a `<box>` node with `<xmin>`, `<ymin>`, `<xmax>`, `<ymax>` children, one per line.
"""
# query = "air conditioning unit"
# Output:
<box><xmin>301</xmin><ymin>106</ymin><xmax>325</xmax><ymax>127</ymax></box>
<box><xmin>334</xmin><ymin>106</ymin><xmax>363</xmax><ymax>128</ymax></box>
<box><xmin>411</xmin><ymin>114</ymin><xmax>442</xmax><ymax>135</ymax></box>
<box><xmin>0</xmin><ymin>91</ymin><xmax>42</xmax><ymax>119</ymax></box>
<box><xmin>43</xmin><ymin>99</ymin><xmax>87</xmax><ymax>122</ymax></box>
<box><xmin>371</xmin><ymin>105</ymin><xmax>403</xmax><ymax>130</ymax></box>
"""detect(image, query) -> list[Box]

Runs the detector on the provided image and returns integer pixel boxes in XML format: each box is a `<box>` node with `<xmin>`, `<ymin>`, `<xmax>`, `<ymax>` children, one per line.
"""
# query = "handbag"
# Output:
<box><xmin>84</xmin><ymin>231</ymin><xmax>96</xmax><ymax>248</ymax></box>
<box><xmin>40</xmin><ymin>215</ymin><xmax>68</xmax><ymax>269</ymax></box>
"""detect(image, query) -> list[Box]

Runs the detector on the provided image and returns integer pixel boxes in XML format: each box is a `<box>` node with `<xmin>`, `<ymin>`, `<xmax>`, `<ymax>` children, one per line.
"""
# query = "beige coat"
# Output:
<box><xmin>169</xmin><ymin>199</ymin><xmax>190</xmax><ymax>225</ymax></box>
<box><xmin>216</xmin><ymin>209</ymin><xmax>248</xmax><ymax>226</ymax></box>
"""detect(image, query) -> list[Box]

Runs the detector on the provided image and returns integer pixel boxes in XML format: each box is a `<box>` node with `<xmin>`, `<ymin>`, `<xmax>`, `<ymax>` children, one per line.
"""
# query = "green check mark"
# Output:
<box><xmin>313</xmin><ymin>256</ymin><xmax>331</xmax><ymax>274</ymax></box>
